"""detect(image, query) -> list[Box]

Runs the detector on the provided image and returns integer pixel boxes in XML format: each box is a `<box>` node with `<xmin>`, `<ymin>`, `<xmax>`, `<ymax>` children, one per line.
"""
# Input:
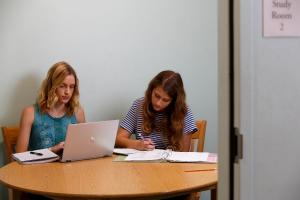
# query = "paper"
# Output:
<box><xmin>13</xmin><ymin>148</ymin><xmax>59</xmax><ymax>164</ymax></box>
<box><xmin>125</xmin><ymin>149</ymin><xmax>167</xmax><ymax>161</ymax></box>
<box><xmin>167</xmin><ymin>152</ymin><xmax>217</xmax><ymax>163</ymax></box>
<box><xmin>124</xmin><ymin>149</ymin><xmax>218</xmax><ymax>163</ymax></box>
<box><xmin>263</xmin><ymin>0</ymin><xmax>300</xmax><ymax>37</ymax></box>
<box><xmin>113</xmin><ymin>148</ymin><xmax>141</xmax><ymax>155</ymax></box>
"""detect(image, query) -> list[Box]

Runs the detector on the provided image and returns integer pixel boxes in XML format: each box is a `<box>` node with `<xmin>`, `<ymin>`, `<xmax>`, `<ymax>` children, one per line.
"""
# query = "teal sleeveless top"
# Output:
<box><xmin>28</xmin><ymin>105</ymin><xmax>77</xmax><ymax>150</ymax></box>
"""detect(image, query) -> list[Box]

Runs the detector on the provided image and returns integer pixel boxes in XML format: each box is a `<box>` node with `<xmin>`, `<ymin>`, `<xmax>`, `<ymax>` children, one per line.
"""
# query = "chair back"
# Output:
<box><xmin>189</xmin><ymin>119</ymin><xmax>207</xmax><ymax>199</ymax></box>
<box><xmin>1</xmin><ymin>126</ymin><xmax>19</xmax><ymax>163</ymax></box>
<box><xmin>190</xmin><ymin>119</ymin><xmax>207</xmax><ymax>152</ymax></box>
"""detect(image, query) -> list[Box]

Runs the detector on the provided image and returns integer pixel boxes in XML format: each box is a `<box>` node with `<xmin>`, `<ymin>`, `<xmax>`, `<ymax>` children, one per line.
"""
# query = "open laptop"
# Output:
<box><xmin>60</xmin><ymin>120</ymin><xmax>119</xmax><ymax>162</ymax></box>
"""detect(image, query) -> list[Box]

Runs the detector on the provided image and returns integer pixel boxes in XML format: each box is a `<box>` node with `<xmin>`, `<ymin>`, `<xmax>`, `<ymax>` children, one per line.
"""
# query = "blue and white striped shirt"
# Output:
<box><xmin>120</xmin><ymin>97</ymin><xmax>197</xmax><ymax>149</ymax></box>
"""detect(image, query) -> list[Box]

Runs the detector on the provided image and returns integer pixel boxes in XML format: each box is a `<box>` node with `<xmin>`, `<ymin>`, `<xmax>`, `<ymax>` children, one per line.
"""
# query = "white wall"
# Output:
<box><xmin>0</xmin><ymin>1</ymin><xmax>218</xmax><ymax>199</ymax></box>
<box><xmin>238</xmin><ymin>0</ymin><xmax>300</xmax><ymax>200</ymax></box>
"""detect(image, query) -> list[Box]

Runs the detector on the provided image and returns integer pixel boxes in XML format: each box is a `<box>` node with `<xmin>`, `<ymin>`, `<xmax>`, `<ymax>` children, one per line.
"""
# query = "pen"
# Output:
<box><xmin>138</xmin><ymin>133</ymin><xmax>145</xmax><ymax>141</ymax></box>
<box><xmin>139</xmin><ymin>133</ymin><xmax>155</xmax><ymax>150</ymax></box>
<box><xmin>30</xmin><ymin>151</ymin><xmax>43</xmax><ymax>156</ymax></box>
<box><xmin>184</xmin><ymin>168</ymin><xmax>217</xmax><ymax>172</ymax></box>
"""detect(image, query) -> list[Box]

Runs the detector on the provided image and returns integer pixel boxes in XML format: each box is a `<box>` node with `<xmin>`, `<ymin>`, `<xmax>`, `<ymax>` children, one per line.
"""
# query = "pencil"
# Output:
<box><xmin>184</xmin><ymin>168</ymin><xmax>217</xmax><ymax>172</ymax></box>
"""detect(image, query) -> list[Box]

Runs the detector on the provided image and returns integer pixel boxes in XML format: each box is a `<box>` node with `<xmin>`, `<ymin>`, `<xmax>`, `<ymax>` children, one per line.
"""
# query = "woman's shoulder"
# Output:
<box><xmin>133</xmin><ymin>97</ymin><xmax>144</xmax><ymax>105</ymax></box>
<box><xmin>20</xmin><ymin>105</ymin><xmax>35</xmax><ymax>124</ymax></box>
<box><xmin>184</xmin><ymin>105</ymin><xmax>196</xmax><ymax>121</ymax></box>
<box><xmin>184</xmin><ymin>104</ymin><xmax>196</xmax><ymax>118</ymax></box>
<box><xmin>186</xmin><ymin>104</ymin><xmax>192</xmax><ymax>111</ymax></box>
<box><xmin>128</xmin><ymin>97</ymin><xmax>144</xmax><ymax>110</ymax></box>
<box><xmin>22</xmin><ymin>105</ymin><xmax>35</xmax><ymax>115</ymax></box>
<box><xmin>75</xmin><ymin>106</ymin><xmax>85</xmax><ymax>123</ymax></box>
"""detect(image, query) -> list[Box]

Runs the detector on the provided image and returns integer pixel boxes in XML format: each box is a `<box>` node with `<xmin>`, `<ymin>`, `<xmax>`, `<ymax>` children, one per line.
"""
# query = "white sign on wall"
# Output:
<box><xmin>263</xmin><ymin>0</ymin><xmax>300</xmax><ymax>37</ymax></box>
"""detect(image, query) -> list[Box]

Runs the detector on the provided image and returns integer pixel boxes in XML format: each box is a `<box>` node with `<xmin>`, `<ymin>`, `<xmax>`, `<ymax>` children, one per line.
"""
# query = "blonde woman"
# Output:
<box><xmin>16</xmin><ymin>61</ymin><xmax>85</xmax><ymax>153</ymax></box>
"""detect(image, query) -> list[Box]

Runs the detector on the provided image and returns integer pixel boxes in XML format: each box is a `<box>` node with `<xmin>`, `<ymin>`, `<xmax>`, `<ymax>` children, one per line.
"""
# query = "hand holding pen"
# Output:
<box><xmin>142</xmin><ymin>138</ymin><xmax>155</xmax><ymax>151</ymax></box>
<box><xmin>138</xmin><ymin>133</ymin><xmax>155</xmax><ymax>151</ymax></box>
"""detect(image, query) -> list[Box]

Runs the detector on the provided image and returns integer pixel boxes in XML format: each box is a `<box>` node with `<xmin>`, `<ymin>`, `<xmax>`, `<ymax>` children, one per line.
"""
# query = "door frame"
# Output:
<box><xmin>218</xmin><ymin>0</ymin><xmax>234</xmax><ymax>200</ymax></box>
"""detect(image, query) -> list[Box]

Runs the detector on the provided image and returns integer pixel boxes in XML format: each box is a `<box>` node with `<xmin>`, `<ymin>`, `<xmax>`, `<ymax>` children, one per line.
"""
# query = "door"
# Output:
<box><xmin>234</xmin><ymin>0</ymin><xmax>300</xmax><ymax>200</ymax></box>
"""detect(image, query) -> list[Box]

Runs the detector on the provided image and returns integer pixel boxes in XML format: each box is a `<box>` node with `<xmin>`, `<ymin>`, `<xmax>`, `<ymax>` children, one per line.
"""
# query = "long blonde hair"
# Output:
<box><xmin>37</xmin><ymin>61</ymin><xmax>80</xmax><ymax>116</ymax></box>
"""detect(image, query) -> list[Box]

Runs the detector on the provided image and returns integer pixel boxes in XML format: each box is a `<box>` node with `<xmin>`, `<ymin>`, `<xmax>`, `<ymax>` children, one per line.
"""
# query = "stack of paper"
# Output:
<box><xmin>13</xmin><ymin>148</ymin><xmax>59</xmax><ymax>164</ymax></box>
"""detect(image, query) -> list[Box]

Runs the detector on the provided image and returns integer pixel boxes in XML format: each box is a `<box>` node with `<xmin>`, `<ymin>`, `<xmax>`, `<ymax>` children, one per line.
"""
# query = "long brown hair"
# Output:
<box><xmin>37</xmin><ymin>61</ymin><xmax>80</xmax><ymax>116</ymax></box>
<box><xmin>143</xmin><ymin>70</ymin><xmax>187</xmax><ymax>150</ymax></box>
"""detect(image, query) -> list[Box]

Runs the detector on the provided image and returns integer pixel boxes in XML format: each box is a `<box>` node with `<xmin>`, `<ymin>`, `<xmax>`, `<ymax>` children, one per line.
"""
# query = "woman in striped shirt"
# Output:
<box><xmin>116</xmin><ymin>70</ymin><xmax>197</xmax><ymax>152</ymax></box>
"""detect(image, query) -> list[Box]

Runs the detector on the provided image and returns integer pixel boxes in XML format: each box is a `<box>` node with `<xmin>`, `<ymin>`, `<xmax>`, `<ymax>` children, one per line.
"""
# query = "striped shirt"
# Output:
<box><xmin>120</xmin><ymin>97</ymin><xmax>197</xmax><ymax>149</ymax></box>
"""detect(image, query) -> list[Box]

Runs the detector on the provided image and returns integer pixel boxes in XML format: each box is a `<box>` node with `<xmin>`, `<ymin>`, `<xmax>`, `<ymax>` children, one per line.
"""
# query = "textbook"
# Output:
<box><xmin>12</xmin><ymin>148</ymin><xmax>60</xmax><ymax>164</ymax></box>
<box><xmin>116</xmin><ymin>149</ymin><xmax>217</xmax><ymax>163</ymax></box>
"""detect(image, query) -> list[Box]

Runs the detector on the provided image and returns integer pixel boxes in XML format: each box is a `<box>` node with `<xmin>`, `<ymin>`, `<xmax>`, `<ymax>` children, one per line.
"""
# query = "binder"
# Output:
<box><xmin>114</xmin><ymin>148</ymin><xmax>217</xmax><ymax>163</ymax></box>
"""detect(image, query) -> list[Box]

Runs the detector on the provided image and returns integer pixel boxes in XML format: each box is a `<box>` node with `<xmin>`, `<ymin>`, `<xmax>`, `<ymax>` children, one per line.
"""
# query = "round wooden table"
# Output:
<box><xmin>0</xmin><ymin>156</ymin><xmax>217</xmax><ymax>200</ymax></box>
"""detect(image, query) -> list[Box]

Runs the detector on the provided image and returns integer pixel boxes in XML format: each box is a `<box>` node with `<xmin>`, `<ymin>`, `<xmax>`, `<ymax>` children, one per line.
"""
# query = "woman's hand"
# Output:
<box><xmin>49</xmin><ymin>142</ymin><xmax>65</xmax><ymax>153</ymax></box>
<box><xmin>115</xmin><ymin>128</ymin><xmax>155</xmax><ymax>151</ymax></box>
<box><xmin>136</xmin><ymin>138</ymin><xmax>155</xmax><ymax>151</ymax></box>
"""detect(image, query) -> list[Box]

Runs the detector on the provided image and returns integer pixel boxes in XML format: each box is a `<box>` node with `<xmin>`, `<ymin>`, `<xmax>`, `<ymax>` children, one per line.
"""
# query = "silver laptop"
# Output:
<box><xmin>60</xmin><ymin>120</ymin><xmax>119</xmax><ymax>162</ymax></box>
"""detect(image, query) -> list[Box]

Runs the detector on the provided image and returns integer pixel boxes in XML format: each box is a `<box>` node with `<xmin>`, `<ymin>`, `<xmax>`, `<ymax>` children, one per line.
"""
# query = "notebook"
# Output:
<box><xmin>12</xmin><ymin>148</ymin><xmax>60</xmax><ymax>164</ymax></box>
<box><xmin>60</xmin><ymin>120</ymin><xmax>119</xmax><ymax>162</ymax></box>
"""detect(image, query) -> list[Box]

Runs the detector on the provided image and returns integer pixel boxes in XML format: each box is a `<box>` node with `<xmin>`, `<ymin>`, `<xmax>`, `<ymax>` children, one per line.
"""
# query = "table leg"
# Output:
<box><xmin>211</xmin><ymin>186</ymin><xmax>217</xmax><ymax>200</ymax></box>
<box><xmin>11</xmin><ymin>189</ymin><xmax>22</xmax><ymax>200</ymax></box>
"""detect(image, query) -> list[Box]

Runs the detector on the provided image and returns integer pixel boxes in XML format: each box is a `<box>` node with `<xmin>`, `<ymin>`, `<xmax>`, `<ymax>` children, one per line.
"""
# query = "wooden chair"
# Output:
<box><xmin>1</xmin><ymin>126</ymin><xmax>20</xmax><ymax>200</ymax></box>
<box><xmin>2</xmin><ymin>126</ymin><xmax>19</xmax><ymax>163</ymax></box>
<box><xmin>189</xmin><ymin>119</ymin><xmax>207</xmax><ymax>200</ymax></box>
<box><xmin>190</xmin><ymin>119</ymin><xmax>207</xmax><ymax>152</ymax></box>
<box><xmin>1</xmin><ymin>126</ymin><xmax>32</xmax><ymax>200</ymax></box>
